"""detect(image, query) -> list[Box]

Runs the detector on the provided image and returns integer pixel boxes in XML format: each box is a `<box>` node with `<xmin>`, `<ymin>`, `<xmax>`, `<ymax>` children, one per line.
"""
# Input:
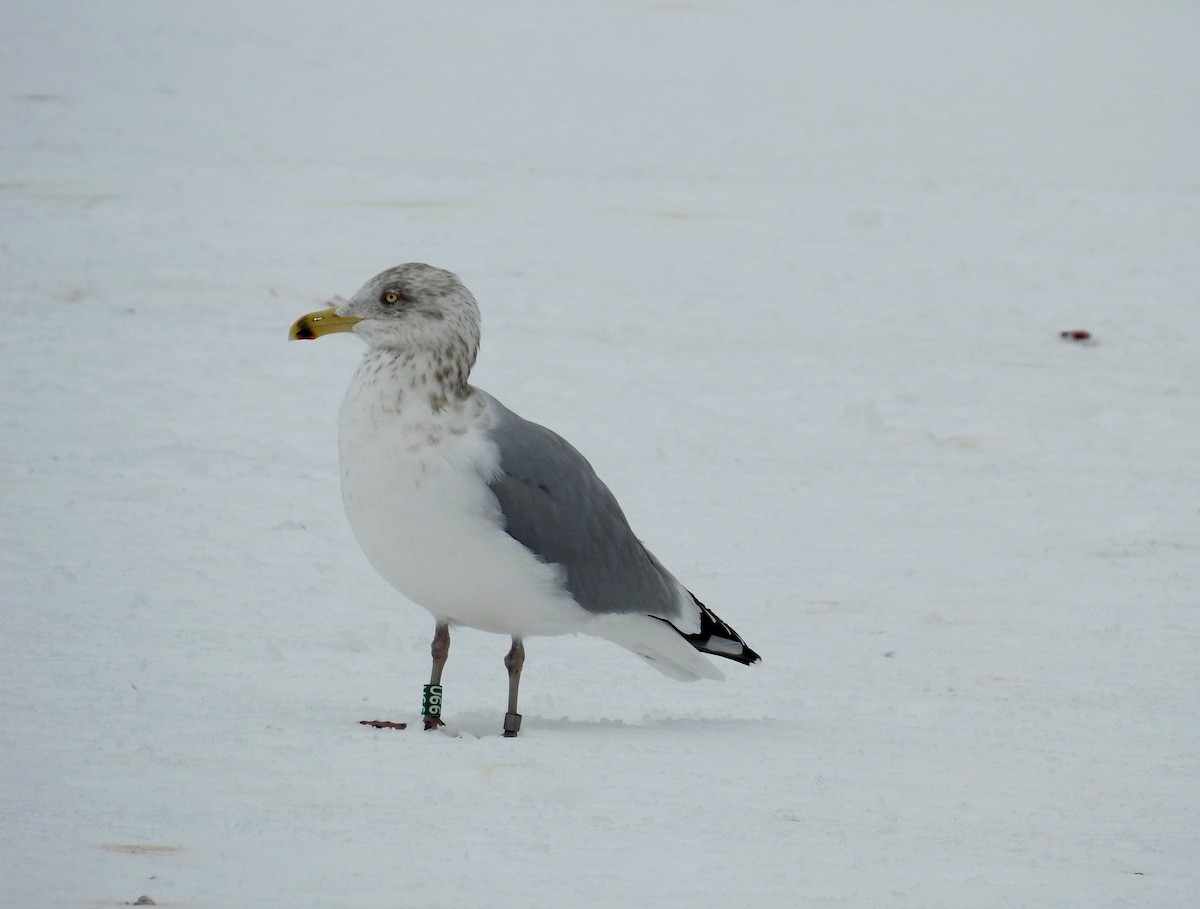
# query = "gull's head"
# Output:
<box><xmin>289</xmin><ymin>263</ymin><xmax>481</xmax><ymax>363</ymax></box>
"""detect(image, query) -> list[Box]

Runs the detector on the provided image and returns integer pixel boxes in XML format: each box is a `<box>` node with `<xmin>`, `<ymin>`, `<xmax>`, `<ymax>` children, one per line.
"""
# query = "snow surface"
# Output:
<box><xmin>3</xmin><ymin>2</ymin><xmax>1199</xmax><ymax>907</ymax></box>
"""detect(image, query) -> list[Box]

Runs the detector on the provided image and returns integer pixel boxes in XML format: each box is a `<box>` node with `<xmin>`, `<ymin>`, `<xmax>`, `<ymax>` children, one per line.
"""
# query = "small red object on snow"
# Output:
<box><xmin>360</xmin><ymin>719</ymin><xmax>408</xmax><ymax>730</ymax></box>
<box><xmin>1060</xmin><ymin>330</ymin><xmax>1092</xmax><ymax>342</ymax></box>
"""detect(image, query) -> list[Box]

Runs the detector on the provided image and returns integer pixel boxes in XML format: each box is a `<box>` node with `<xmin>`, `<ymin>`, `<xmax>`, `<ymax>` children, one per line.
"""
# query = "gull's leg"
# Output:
<box><xmin>424</xmin><ymin>622</ymin><xmax>450</xmax><ymax>730</ymax></box>
<box><xmin>502</xmin><ymin>637</ymin><xmax>524</xmax><ymax>738</ymax></box>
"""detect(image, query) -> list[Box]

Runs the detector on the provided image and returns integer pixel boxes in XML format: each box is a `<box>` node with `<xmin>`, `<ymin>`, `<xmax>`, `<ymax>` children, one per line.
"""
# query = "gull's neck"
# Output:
<box><xmin>356</xmin><ymin>345</ymin><xmax>476</xmax><ymax>415</ymax></box>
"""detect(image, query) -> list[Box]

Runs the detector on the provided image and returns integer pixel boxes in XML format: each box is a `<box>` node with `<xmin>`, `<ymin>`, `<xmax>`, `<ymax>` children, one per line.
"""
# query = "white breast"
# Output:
<box><xmin>336</xmin><ymin>359</ymin><xmax>583</xmax><ymax>636</ymax></box>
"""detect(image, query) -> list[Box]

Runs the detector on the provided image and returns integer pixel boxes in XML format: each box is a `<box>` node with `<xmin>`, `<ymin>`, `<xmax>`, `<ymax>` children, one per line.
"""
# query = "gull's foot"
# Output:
<box><xmin>423</xmin><ymin>716</ymin><xmax>446</xmax><ymax>731</ymax></box>
<box><xmin>360</xmin><ymin>719</ymin><xmax>408</xmax><ymax>730</ymax></box>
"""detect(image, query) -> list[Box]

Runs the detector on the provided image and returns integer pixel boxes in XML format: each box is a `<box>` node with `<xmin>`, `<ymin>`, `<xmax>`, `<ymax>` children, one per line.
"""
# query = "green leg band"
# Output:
<box><xmin>422</xmin><ymin>684</ymin><xmax>443</xmax><ymax>718</ymax></box>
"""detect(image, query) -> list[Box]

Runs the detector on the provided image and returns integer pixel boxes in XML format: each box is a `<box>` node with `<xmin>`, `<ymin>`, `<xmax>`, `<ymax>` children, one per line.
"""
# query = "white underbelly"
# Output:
<box><xmin>338</xmin><ymin>413</ymin><xmax>583</xmax><ymax>636</ymax></box>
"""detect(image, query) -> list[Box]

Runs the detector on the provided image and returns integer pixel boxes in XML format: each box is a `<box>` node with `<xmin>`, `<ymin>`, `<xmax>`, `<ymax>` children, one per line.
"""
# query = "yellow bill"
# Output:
<box><xmin>289</xmin><ymin>307</ymin><xmax>361</xmax><ymax>341</ymax></box>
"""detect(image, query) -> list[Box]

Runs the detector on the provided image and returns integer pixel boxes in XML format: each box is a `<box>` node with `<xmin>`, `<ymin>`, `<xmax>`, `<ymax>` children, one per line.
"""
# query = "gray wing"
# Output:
<box><xmin>484</xmin><ymin>394</ymin><xmax>684</xmax><ymax>621</ymax></box>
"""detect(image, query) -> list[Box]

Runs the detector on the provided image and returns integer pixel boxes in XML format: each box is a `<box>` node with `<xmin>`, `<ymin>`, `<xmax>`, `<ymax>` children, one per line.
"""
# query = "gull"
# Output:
<box><xmin>290</xmin><ymin>264</ymin><xmax>759</xmax><ymax>736</ymax></box>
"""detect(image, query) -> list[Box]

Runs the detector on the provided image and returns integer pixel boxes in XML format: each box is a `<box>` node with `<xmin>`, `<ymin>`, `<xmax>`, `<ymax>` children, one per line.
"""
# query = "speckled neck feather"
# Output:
<box><xmin>356</xmin><ymin>344</ymin><xmax>477</xmax><ymax>416</ymax></box>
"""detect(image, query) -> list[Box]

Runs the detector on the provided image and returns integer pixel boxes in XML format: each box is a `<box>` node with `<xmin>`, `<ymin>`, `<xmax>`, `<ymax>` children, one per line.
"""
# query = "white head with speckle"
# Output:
<box><xmin>291</xmin><ymin>263</ymin><xmax>482</xmax><ymax>396</ymax></box>
<box><xmin>341</xmin><ymin>263</ymin><xmax>480</xmax><ymax>359</ymax></box>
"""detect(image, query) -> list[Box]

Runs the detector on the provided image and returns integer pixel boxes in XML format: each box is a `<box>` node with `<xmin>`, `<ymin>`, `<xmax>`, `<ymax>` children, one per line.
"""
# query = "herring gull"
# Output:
<box><xmin>289</xmin><ymin>263</ymin><xmax>759</xmax><ymax>736</ymax></box>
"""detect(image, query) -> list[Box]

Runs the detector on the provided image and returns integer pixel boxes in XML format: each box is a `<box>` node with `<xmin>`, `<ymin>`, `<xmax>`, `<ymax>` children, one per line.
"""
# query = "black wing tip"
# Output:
<box><xmin>731</xmin><ymin>644</ymin><xmax>763</xmax><ymax>666</ymax></box>
<box><xmin>694</xmin><ymin>639</ymin><xmax>761</xmax><ymax>666</ymax></box>
<box><xmin>680</xmin><ymin>597</ymin><xmax>761</xmax><ymax>667</ymax></box>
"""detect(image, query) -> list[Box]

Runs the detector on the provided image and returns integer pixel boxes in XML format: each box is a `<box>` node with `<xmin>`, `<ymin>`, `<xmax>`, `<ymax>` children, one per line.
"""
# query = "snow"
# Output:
<box><xmin>2</xmin><ymin>1</ymin><xmax>1198</xmax><ymax>906</ymax></box>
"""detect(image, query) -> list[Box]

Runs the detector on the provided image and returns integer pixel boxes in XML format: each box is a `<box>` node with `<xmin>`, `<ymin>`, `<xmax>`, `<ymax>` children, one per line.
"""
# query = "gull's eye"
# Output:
<box><xmin>382</xmin><ymin>290</ymin><xmax>401</xmax><ymax>305</ymax></box>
